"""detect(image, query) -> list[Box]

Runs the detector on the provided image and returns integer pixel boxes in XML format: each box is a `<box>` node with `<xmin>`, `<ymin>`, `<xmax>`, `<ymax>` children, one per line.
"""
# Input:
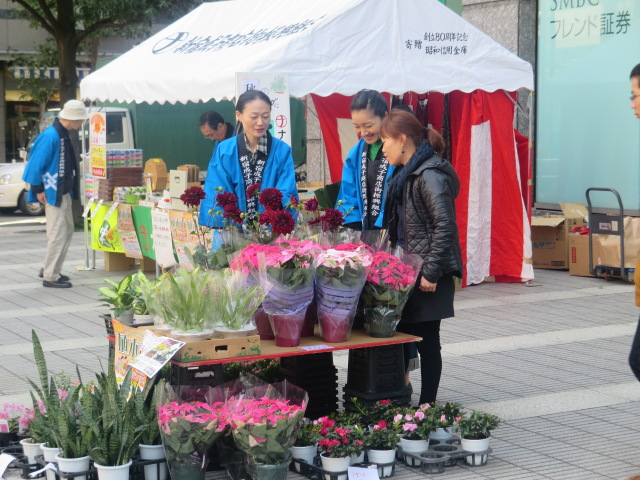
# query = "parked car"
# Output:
<box><xmin>0</xmin><ymin>107</ymin><xmax>135</xmax><ymax>216</ymax></box>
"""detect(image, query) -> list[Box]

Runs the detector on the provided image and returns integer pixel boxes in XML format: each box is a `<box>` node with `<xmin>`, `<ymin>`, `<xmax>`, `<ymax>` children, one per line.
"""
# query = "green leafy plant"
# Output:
<box><xmin>350</xmin><ymin>397</ymin><xmax>401</xmax><ymax>425</ymax></box>
<box><xmin>294</xmin><ymin>419</ymin><xmax>321</xmax><ymax>447</ymax></box>
<box><xmin>218</xmin><ymin>275</ymin><xmax>268</xmax><ymax>331</ymax></box>
<box><xmin>138</xmin><ymin>395</ymin><xmax>161</xmax><ymax>446</ymax></box>
<box><xmin>99</xmin><ymin>275</ymin><xmax>136</xmax><ymax>318</ymax></box>
<box><xmin>222</xmin><ymin>358</ymin><xmax>280</xmax><ymax>384</ymax></box>
<box><xmin>364</xmin><ymin>419</ymin><xmax>401</xmax><ymax>450</ymax></box>
<box><xmin>75</xmin><ymin>358</ymin><xmax>153</xmax><ymax>466</ymax></box>
<box><xmin>28</xmin><ymin>331</ymin><xmax>87</xmax><ymax>458</ymax></box>
<box><xmin>131</xmin><ymin>271</ymin><xmax>152</xmax><ymax>316</ymax></box>
<box><xmin>434</xmin><ymin>401</ymin><xmax>462</xmax><ymax>428</ymax></box>
<box><xmin>456</xmin><ymin>411</ymin><xmax>500</xmax><ymax>440</ymax></box>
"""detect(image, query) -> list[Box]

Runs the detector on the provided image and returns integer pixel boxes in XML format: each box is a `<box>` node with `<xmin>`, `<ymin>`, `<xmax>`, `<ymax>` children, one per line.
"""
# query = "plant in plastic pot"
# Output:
<box><xmin>317</xmin><ymin>417</ymin><xmax>364</xmax><ymax>480</ymax></box>
<box><xmin>394</xmin><ymin>407</ymin><xmax>435</xmax><ymax>466</ymax></box>
<box><xmin>315</xmin><ymin>246</ymin><xmax>372</xmax><ymax>343</ymax></box>
<box><xmin>362</xmin><ymin>250</ymin><xmax>423</xmax><ymax>338</ymax></box>
<box><xmin>363</xmin><ymin>419</ymin><xmax>401</xmax><ymax>477</ymax></box>
<box><xmin>138</xmin><ymin>276</ymin><xmax>170</xmax><ymax>330</ymax></box>
<box><xmin>457</xmin><ymin>411</ymin><xmax>500</xmax><ymax>464</ymax></box>
<box><xmin>350</xmin><ymin>398</ymin><xmax>402</xmax><ymax>426</ymax></box>
<box><xmin>290</xmin><ymin>419</ymin><xmax>321</xmax><ymax>472</ymax></box>
<box><xmin>138</xmin><ymin>394</ymin><xmax>168</xmax><ymax>480</ymax></box>
<box><xmin>216</xmin><ymin>270</ymin><xmax>270</xmax><ymax>338</ymax></box>
<box><xmin>99</xmin><ymin>275</ymin><xmax>136</xmax><ymax>324</ymax></box>
<box><xmin>0</xmin><ymin>403</ymin><xmax>25</xmax><ymax>447</ymax></box>
<box><xmin>430</xmin><ymin>402</ymin><xmax>462</xmax><ymax>440</ymax></box>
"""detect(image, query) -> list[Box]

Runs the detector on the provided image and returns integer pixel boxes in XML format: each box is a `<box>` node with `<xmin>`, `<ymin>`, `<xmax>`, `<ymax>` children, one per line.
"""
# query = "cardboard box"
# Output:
<box><xmin>531</xmin><ymin>203</ymin><xmax>589</xmax><ymax>270</ymax></box>
<box><xmin>569</xmin><ymin>234</ymin><xmax>599</xmax><ymax>277</ymax></box>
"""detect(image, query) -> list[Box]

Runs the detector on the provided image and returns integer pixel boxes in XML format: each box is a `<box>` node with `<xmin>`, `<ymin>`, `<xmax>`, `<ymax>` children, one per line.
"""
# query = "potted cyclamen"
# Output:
<box><xmin>290</xmin><ymin>419</ymin><xmax>320</xmax><ymax>472</ymax></box>
<box><xmin>457</xmin><ymin>411</ymin><xmax>500</xmax><ymax>465</ymax></box>
<box><xmin>363</xmin><ymin>419</ymin><xmax>400</xmax><ymax>477</ymax></box>
<box><xmin>395</xmin><ymin>408</ymin><xmax>434</xmax><ymax>466</ymax></box>
<box><xmin>431</xmin><ymin>402</ymin><xmax>462</xmax><ymax>440</ymax></box>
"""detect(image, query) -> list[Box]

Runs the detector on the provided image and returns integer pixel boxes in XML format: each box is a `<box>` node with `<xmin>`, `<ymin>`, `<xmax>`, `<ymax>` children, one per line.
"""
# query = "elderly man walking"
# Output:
<box><xmin>22</xmin><ymin>100</ymin><xmax>89</xmax><ymax>288</ymax></box>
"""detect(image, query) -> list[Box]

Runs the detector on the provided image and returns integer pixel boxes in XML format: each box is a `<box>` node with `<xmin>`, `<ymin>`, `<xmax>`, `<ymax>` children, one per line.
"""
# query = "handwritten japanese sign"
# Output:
<box><xmin>117</xmin><ymin>204</ymin><xmax>143</xmax><ymax>259</ymax></box>
<box><xmin>89</xmin><ymin>112</ymin><xmax>107</xmax><ymax>179</ymax></box>
<box><xmin>404</xmin><ymin>31</ymin><xmax>469</xmax><ymax>56</ymax></box>
<box><xmin>112</xmin><ymin>320</ymin><xmax>147</xmax><ymax>391</ymax></box>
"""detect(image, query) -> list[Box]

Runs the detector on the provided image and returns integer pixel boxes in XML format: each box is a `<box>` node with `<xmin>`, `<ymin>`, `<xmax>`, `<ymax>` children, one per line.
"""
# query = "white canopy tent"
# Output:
<box><xmin>80</xmin><ymin>0</ymin><xmax>533</xmax><ymax>104</ymax></box>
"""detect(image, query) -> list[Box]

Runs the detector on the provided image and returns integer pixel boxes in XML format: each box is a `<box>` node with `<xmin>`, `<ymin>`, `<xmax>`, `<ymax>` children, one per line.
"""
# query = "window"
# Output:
<box><xmin>106</xmin><ymin>112</ymin><xmax>125</xmax><ymax>144</ymax></box>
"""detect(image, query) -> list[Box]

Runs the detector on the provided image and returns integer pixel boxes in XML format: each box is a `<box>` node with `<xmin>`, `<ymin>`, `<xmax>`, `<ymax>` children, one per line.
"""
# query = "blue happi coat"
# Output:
<box><xmin>336</xmin><ymin>138</ymin><xmax>395</xmax><ymax>230</ymax></box>
<box><xmin>22</xmin><ymin>121</ymin><xmax>73</xmax><ymax>207</ymax></box>
<box><xmin>199</xmin><ymin>135</ymin><xmax>298</xmax><ymax>227</ymax></box>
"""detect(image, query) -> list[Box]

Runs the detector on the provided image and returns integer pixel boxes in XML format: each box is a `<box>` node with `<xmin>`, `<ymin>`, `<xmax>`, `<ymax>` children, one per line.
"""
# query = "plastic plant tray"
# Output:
<box><xmin>290</xmin><ymin>455</ymin><xmax>397</xmax><ymax>480</ymax></box>
<box><xmin>397</xmin><ymin>437</ymin><xmax>493</xmax><ymax>472</ymax></box>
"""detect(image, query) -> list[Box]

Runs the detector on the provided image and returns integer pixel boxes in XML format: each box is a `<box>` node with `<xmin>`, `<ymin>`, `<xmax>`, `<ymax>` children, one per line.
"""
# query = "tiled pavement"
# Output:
<box><xmin>2</xmin><ymin>223</ymin><xmax>640</xmax><ymax>479</ymax></box>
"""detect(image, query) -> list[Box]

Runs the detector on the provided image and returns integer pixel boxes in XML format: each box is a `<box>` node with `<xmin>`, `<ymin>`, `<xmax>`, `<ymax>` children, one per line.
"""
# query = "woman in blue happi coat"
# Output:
<box><xmin>199</xmin><ymin>90</ymin><xmax>298</xmax><ymax>226</ymax></box>
<box><xmin>336</xmin><ymin>90</ymin><xmax>395</xmax><ymax>232</ymax></box>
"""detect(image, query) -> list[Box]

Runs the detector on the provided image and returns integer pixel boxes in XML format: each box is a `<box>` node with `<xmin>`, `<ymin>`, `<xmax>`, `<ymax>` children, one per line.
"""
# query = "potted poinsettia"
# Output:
<box><xmin>363</xmin><ymin>419</ymin><xmax>400</xmax><ymax>477</ymax></box>
<box><xmin>314</xmin><ymin>246</ymin><xmax>372</xmax><ymax>343</ymax></box>
<box><xmin>362</xmin><ymin>251</ymin><xmax>423</xmax><ymax>337</ymax></box>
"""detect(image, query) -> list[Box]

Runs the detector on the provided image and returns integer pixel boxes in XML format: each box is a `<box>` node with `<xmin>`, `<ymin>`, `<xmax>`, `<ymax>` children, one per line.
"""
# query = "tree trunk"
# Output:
<box><xmin>90</xmin><ymin>38</ymin><xmax>100</xmax><ymax>72</ymax></box>
<box><xmin>57</xmin><ymin>36</ymin><xmax>78</xmax><ymax>105</ymax></box>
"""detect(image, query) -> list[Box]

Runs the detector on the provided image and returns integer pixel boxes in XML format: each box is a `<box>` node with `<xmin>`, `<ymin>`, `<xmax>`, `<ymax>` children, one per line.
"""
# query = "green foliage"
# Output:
<box><xmin>456</xmin><ymin>411</ymin><xmax>500</xmax><ymax>440</ymax></box>
<box><xmin>222</xmin><ymin>358</ymin><xmax>280</xmax><ymax>384</ymax></box>
<box><xmin>218</xmin><ymin>282</ymin><xmax>266</xmax><ymax>331</ymax></box>
<box><xmin>9</xmin><ymin>39</ymin><xmax>59</xmax><ymax>114</ymax></box>
<box><xmin>364</xmin><ymin>422</ymin><xmax>400</xmax><ymax>451</ymax></box>
<box><xmin>131</xmin><ymin>271</ymin><xmax>151</xmax><ymax>316</ymax></box>
<box><xmin>75</xmin><ymin>356</ymin><xmax>154</xmax><ymax>466</ymax></box>
<box><xmin>99</xmin><ymin>275</ymin><xmax>136</xmax><ymax>318</ymax></box>
<box><xmin>293</xmin><ymin>419</ymin><xmax>321</xmax><ymax>447</ymax></box>
<box><xmin>435</xmin><ymin>402</ymin><xmax>462</xmax><ymax>427</ymax></box>
<box><xmin>28</xmin><ymin>331</ymin><xmax>87</xmax><ymax>458</ymax></box>
<box><xmin>350</xmin><ymin>398</ymin><xmax>401</xmax><ymax>425</ymax></box>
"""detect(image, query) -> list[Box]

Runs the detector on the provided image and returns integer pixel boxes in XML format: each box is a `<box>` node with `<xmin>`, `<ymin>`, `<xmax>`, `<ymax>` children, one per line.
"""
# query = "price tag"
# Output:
<box><xmin>82</xmin><ymin>198</ymin><xmax>95</xmax><ymax>218</ymax></box>
<box><xmin>348</xmin><ymin>467</ymin><xmax>379</xmax><ymax>480</ymax></box>
<box><xmin>91</xmin><ymin>199</ymin><xmax>104</xmax><ymax>218</ymax></box>
<box><xmin>104</xmin><ymin>202</ymin><xmax>119</xmax><ymax>221</ymax></box>
<box><xmin>299</xmin><ymin>344</ymin><xmax>333</xmax><ymax>352</ymax></box>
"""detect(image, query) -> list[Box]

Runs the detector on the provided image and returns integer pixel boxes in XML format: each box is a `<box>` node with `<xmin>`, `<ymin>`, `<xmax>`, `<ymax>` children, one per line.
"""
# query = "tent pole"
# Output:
<box><xmin>502</xmin><ymin>89</ymin><xmax>528</xmax><ymax>118</ymax></box>
<box><xmin>321</xmin><ymin>129</ymin><xmax>326</xmax><ymax>185</ymax></box>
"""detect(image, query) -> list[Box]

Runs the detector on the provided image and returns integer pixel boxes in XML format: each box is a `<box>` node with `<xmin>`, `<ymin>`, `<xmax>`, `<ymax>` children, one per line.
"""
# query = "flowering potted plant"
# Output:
<box><xmin>317</xmin><ymin>418</ymin><xmax>364</xmax><ymax>480</ymax></box>
<box><xmin>363</xmin><ymin>419</ymin><xmax>400</xmax><ymax>477</ymax></box>
<box><xmin>243</xmin><ymin>184</ymin><xmax>297</xmax><ymax>242</ymax></box>
<box><xmin>362</xmin><ymin>250</ymin><xmax>423</xmax><ymax>337</ymax></box>
<box><xmin>457</xmin><ymin>411</ymin><xmax>500</xmax><ymax>464</ymax></box>
<box><xmin>290</xmin><ymin>419</ymin><xmax>321</xmax><ymax>472</ymax></box>
<box><xmin>155</xmin><ymin>381</ymin><xmax>228</xmax><ymax>480</ymax></box>
<box><xmin>431</xmin><ymin>402</ymin><xmax>462</xmax><ymax>440</ymax></box>
<box><xmin>0</xmin><ymin>403</ymin><xmax>25</xmax><ymax>446</ymax></box>
<box><xmin>262</xmin><ymin>239</ymin><xmax>321</xmax><ymax>347</ymax></box>
<box><xmin>315</xmin><ymin>246</ymin><xmax>372</xmax><ymax>343</ymax></box>
<box><xmin>394</xmin><ymin>407</ymin><xmax>435</xmax><ymax>466</ymax></box>
<box><xmin>350</xmin><ymin>398</ymin><xmax>401</xmax><ymax>426</ymax></box>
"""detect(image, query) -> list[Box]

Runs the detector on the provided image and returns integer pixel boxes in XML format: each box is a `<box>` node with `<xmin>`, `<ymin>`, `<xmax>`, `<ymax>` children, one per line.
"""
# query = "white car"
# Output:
<box><xmin>0</xmin><ymin>107</ymin><xmax>135</xmax><ymax>216</ymax></box>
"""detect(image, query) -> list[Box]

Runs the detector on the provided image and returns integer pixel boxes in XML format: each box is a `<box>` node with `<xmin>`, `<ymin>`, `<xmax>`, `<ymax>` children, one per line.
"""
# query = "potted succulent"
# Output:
<box><xmin>457</xmin><ymin>411</ymin><xmax>500</xmax><ymax>465</ymax></box>
<box><xmin>364</xmin><ymin>419</ymin><xmax>400</xmax><ymax>477</ymax></box>
<box><xmin>138</xmin><ymin>396</ymin><xmax>167</xmax><ymax>480</ymax></box>
<box><xmin>99</xmin><ymin>275</ymin><xmax>136</xmax><ymax>325</ymax></box>
<box><xmin>431</xmin><ymin>402</ymin><xmax>462</xmax><ymax>440</ymax></box>
<box><xmin>290</xmin><ymin>419</ymin><xmax>320</xmax><ymax>472</ymax></box>
<box><xmin>394</xmin><ymin>408</ymin><xmax>434</xmax><ymax>466</ymax></box>
<box><xmin>75</xmin><ymin>362</ymin><xmax>152</xmax><ymax>480</ymax></box>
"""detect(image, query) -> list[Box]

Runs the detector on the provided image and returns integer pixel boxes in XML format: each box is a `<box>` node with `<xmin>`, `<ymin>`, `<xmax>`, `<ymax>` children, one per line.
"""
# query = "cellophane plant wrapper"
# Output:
<box><xmin>218</xmin><ymin>269</ymin><xmax>271</xmax><ymax>331</ymax></box>
<box><xmin>315</xmin><ymin>245</ymin><xmax>372</xmax><ymax>343</ymax></box>
<box><xmin>362</xmin><ymin>248</ymin><xmax>424</xmax><ymax>337</ymax></box>
<box><xmin>228</xmin><ymin>376</ymin><xmax>308</xmax><ymax>466</ymax></box>
<box><xmin>156</xmin><ymin>381</ymin><xmax>229</xmax><ymax>480</ymax></box>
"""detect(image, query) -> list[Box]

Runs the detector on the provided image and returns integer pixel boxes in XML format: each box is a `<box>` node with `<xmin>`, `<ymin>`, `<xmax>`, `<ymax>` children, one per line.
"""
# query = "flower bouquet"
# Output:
<box><xmin>362</xmin><ymin>248</ymin><xmax>423</xmax><ymax>338</ymax></box>
<box><xmin>156</xmin><ymin>381</ymin><xmax>228</xmax><ymax>480</ymax></box>
<box><xmin>262</xmin><ymin>239</ymin><xmax>321</xmax><ymax>347</ymax></box>
<box><xmin>314</xmin><ymin>246</ymin><xmax>372</xmax><ymax>343</ymax></box>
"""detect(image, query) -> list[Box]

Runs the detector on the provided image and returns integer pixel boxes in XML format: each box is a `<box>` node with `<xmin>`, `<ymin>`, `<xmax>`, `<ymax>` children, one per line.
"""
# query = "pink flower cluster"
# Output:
<box><xmin>230</xmin><ymin>397</ymin><xmax>304</xmax><ymax>431</ymax></box>
<box><xmin>367</xmin><ymin>252</ymin><xmax>417</xmax><ymax>290</ymax></box>
<box><xmin>157</xmin><ymin>401</ymin><xmax>226</xmax><ymax>435</ymax></box>
<box><xmin>231</xmin><ymin>240</ymin><xmax>322</xmax><ymax>273</ymax></box>
<box><xmin>314</xmin><ymin>247</ymin><xmax>372</xmax><ymax>270</ymax></box>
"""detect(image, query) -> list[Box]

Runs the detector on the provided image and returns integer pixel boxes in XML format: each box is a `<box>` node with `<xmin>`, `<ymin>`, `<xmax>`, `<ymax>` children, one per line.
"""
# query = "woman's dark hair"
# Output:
<box><xmin>350</xmin><ymin>89</ymin><xmax>389</xmax><ymax>119</ymax></box>
<box><xmin>380</xmin><ymin>110</ymin><xmax>446</xmax><ymax>155</ymax></box>
<box><xmin>392</xmin><ymin>104</ymin><xmax>416</xmax><ymax>116</ymax></box>
<box><xmin>236</xmin><ymin>90</ymin><xmax>272</xmax><ymax>113</ymax></box>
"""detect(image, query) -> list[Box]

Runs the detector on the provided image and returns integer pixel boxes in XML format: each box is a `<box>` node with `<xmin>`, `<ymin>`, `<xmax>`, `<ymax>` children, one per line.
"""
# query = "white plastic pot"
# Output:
<box><xmin>461</xmin><ymin>437</ymin><xmax>490</xmax><ymax>465</ymax></box>
<box><xmin>139</xmin><ymin>444</ymin><xmax>168</xmax><ymax>480</ymax></box>
<box><xmin>94</xmin><ymin>460</ymin><xmax>133</xmax><ymax>480</ymax></box>
<box><xmin>170</xmin><ymin>329</ymin><xmax>214</xmax><ymax>341</ymax></box>
<box><xmin>55</xmin><ymin>454</ymin><xmax>91</xmax><ymax>480</ymax></box>
<box><xmin>216</xmin><ymin>325</ymin><xmax>254</xmax><ymax>338</ymax></box>
<box><xmin>112</xmin><ymin>309</ymin><xmax>134</xmax><ymax>325</ymax></box>
<box><xmin>20</xmin><ymin>438</ymin><xmax>43</xmax><ymax>464</ymax></box>
<box><xmin>41</xmin><ymin>444</ymin><xmax>61</xmax><ymax>480</ymax></box>
<box><xmin>400</xmin><ymin>438</ymin><xmax>428</xmax><ymax>466</ymax></box>
<box><xmin>366</xmin><ymin>449</ymin><xmax>396</xmax><ymax>477</ymax></box>
<box><xmin>134</xmin><ymin>314</ymin><xmax>155</xmax><ymax>325</ymax></box>
<box><xmin>430</xmin><ymin>427</ymin><xmax>453</xmax><ymax>440</ymax></box>
<box><xmin>349</xmin><ymin>452</ymin><xmax>364</xmax><ymax>465</ymax></box>
<box><xmin>320</xmin><ymin>453</ymin><xmax>350</xmax><ymax>480</ymax></box>
<box><xmin>290</xmin><ymin>445</ymin><xmax>317</xmax><ymax>472</ymax></box>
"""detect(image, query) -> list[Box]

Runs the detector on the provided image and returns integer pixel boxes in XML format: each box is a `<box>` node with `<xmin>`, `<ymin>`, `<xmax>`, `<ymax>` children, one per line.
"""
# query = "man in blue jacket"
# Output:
<box><xmin>22</xmin><ymin>100</ymin><xmax>89</xmax><ymax>288</ymax></box>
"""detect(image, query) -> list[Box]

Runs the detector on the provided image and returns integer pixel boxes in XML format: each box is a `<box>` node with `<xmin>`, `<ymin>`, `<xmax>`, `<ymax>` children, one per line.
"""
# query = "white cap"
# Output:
<box><xmin>59</xmin><ymin>100</ymin><xmax>90</xmax><ymax>121</ymax></box>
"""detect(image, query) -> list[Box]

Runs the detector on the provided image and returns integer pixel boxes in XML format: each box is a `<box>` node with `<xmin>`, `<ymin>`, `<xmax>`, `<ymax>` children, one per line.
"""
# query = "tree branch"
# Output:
<box><xmin>35</xmin><ymin>0</ymin><xmax>60</xmax><ymax>31</ymax></box>
<box><xmin>74</xmin><ymin>17</ymin><xmax>144</xmax><ymax>46</ymax></box>
<box><xmin>10</xmin><ymin>0</ymin><xmax>54</xmax><ymax>35</ymax></box>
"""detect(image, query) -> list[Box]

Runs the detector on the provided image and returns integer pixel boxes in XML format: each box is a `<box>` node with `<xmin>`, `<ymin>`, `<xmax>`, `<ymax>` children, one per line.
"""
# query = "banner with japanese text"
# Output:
<box><xmin>117</xmin><ymin>204</ymin><xmax>143</xmax><ymax>259</ymax></box>
<box><xmin>91</xmin><ymin>202</ymin><xmax>125</xmax><ymax>253</ymax></box>
<box><xmin>112</xmin><ymin>320</ymin><xmax>148</xmax><ymax>391</ymax></box>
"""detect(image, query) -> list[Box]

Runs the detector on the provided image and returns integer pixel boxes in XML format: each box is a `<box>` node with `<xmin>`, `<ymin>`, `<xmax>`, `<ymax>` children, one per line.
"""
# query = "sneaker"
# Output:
<box><xmin>43</xmin><ymin>278</ymin><xmax>72</xmax><ymax>289</ymax></box>
<box><xmin>39</xmin><ymin>269</ymin><xmax>70</xmax><ymax>282</ymax></box>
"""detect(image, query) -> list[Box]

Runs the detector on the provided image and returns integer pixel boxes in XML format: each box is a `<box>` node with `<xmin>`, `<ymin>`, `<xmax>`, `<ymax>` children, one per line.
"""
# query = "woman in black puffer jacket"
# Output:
<box><xmin>381</xmin><ymin>110</ymin><xmax>463</xmax><ymax>405</ymax></box>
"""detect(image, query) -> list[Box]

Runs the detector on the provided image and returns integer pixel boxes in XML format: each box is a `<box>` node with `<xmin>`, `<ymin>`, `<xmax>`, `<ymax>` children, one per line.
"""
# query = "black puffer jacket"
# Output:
<box><xmin>386</xmin><ymin>151</ymin><xmax>463</xmax><ymax>283</ymax></box>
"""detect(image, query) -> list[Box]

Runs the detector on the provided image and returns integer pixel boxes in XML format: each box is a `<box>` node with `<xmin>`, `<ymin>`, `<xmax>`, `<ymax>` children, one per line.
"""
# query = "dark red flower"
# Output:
<box><xmin>216</xmin><ymin>191</ymin><xmax>239</xmax><ymax>208</ymax></box>
<box><xmin>260</xmin><ymin>209</ymin><xmax>295</xmax><ymax>236</ymax></box>
<box><xmin>222</xmin><ymin>204</ymin><xmax>243</xmax><ymax>224</ymax></box>
<box><xmin>303</xmin><ymin>198</ymin><xmax>319</xmax><ymax>212</ymax></box>
<box><xmin>308</xmin><ymin>217</ymin><xmax>321</xmax><ymax>225</ymax></box>
<box><xmin>379</xmin><ymin>419</ymin><xmax>387</xmax><ymax>429</ymax></box>
<box><xmin>246</xmin><ymin>183</ymin><xmax>262</xmax><ymax>198</ymax></box>
<box><xmin>379</xmin><ymin>400</ymin><xmax>390</xmax><ymax>406</ymax></box>
<box><xmin>259</xmin><ymin>188</ymin><xmax>283</xmax><ymax>211</ymax></box>
<box><xmin>180</xmin><ymin>186</ymin><xmax>206</xmax><ymax>208</ymax></box>
<box><xmin>290</xmin><ymin>195</ymin><xmax>298</xmax><ymax>207</ymax></box>
<box><xmin>320</xmin><ymin>208</ymin><xmax>345</xmax><ymax>233</ymax></box>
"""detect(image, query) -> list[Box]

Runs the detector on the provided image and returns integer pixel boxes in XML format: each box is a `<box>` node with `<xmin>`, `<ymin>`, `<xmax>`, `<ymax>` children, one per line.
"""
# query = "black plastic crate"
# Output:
<box><xmin>279</xmin><ymin>366</ymin><xmax>339</xmax><ymax>382</ymax></box>
<box><xmin>278</xmin><ymin>352</ymin><xmax>334</xmax><ymax>376</ymax></box>
<box><xmin>170</xmin><ymin>362</ymin><xmax>224</xmax><ymax>388</ymax></box>
<box><xmin>108</xmin><ymin>339</ymin><xmax>115</xmax><ymax>362</ymax></box>
<box><xmin>346</xmin><ymin>344</ymin><xmax>406</xmax><ymax>395</ymax></box>
<box><xmin>101</xmin><ymin>313</ymin><xmax>114</xmax><ymax>336</ymax></box>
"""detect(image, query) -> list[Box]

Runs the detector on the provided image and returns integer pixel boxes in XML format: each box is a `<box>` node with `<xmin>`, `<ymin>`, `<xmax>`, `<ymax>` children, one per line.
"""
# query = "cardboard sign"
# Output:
<box><xmin>89</xmin><ymin>112</ymin><xmax>107</xmax><ymax>179</ymax></box>
<box><xmin>117</xmin><ymin>204</ymin><xmax>143</xmax><ymax>259</ymax></box>
<box><xmin>112</xmin><ymin>320</ymin><xmax>148</xmax><ymax>391</ymax></box>
<box><xmin>91</xmin><ymin>202</ymin><xmax>125</xmax><ymax>253</ymax></box>
<box><xmin>151</xmin><ymin>209</ymin><xmax>177</xmax><ymax>269</ymax></box>
<box><xmin>131</xmin><ymin>205</ymin><xmax>156</xmax><ymax>260</ymax></box>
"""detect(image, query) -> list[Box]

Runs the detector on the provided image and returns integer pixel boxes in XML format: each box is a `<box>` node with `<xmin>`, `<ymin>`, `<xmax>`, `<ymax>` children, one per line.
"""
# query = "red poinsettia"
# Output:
<box><xmin>180</xmin><ymin>186</ymin><xmax>206</xmax><ymax>208</ymax></box>
<box><xmin>216</xmin><ymin>191</ymin><xmax>239</xmax><ymax>208</ymax></box>
<box><xmin>260</xmin><ymin>210</ymin><xmax>295</xmax><ymax>236</ymax></box>
<box><xmin>259</xmin><ymin>188</ymin><xmax>283</xmax><ymax>211</ymax></box>
<box><xmin>246</xmin><ymin>183</ymin><xmax>262</xmax><ymax>198</ymax></box>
